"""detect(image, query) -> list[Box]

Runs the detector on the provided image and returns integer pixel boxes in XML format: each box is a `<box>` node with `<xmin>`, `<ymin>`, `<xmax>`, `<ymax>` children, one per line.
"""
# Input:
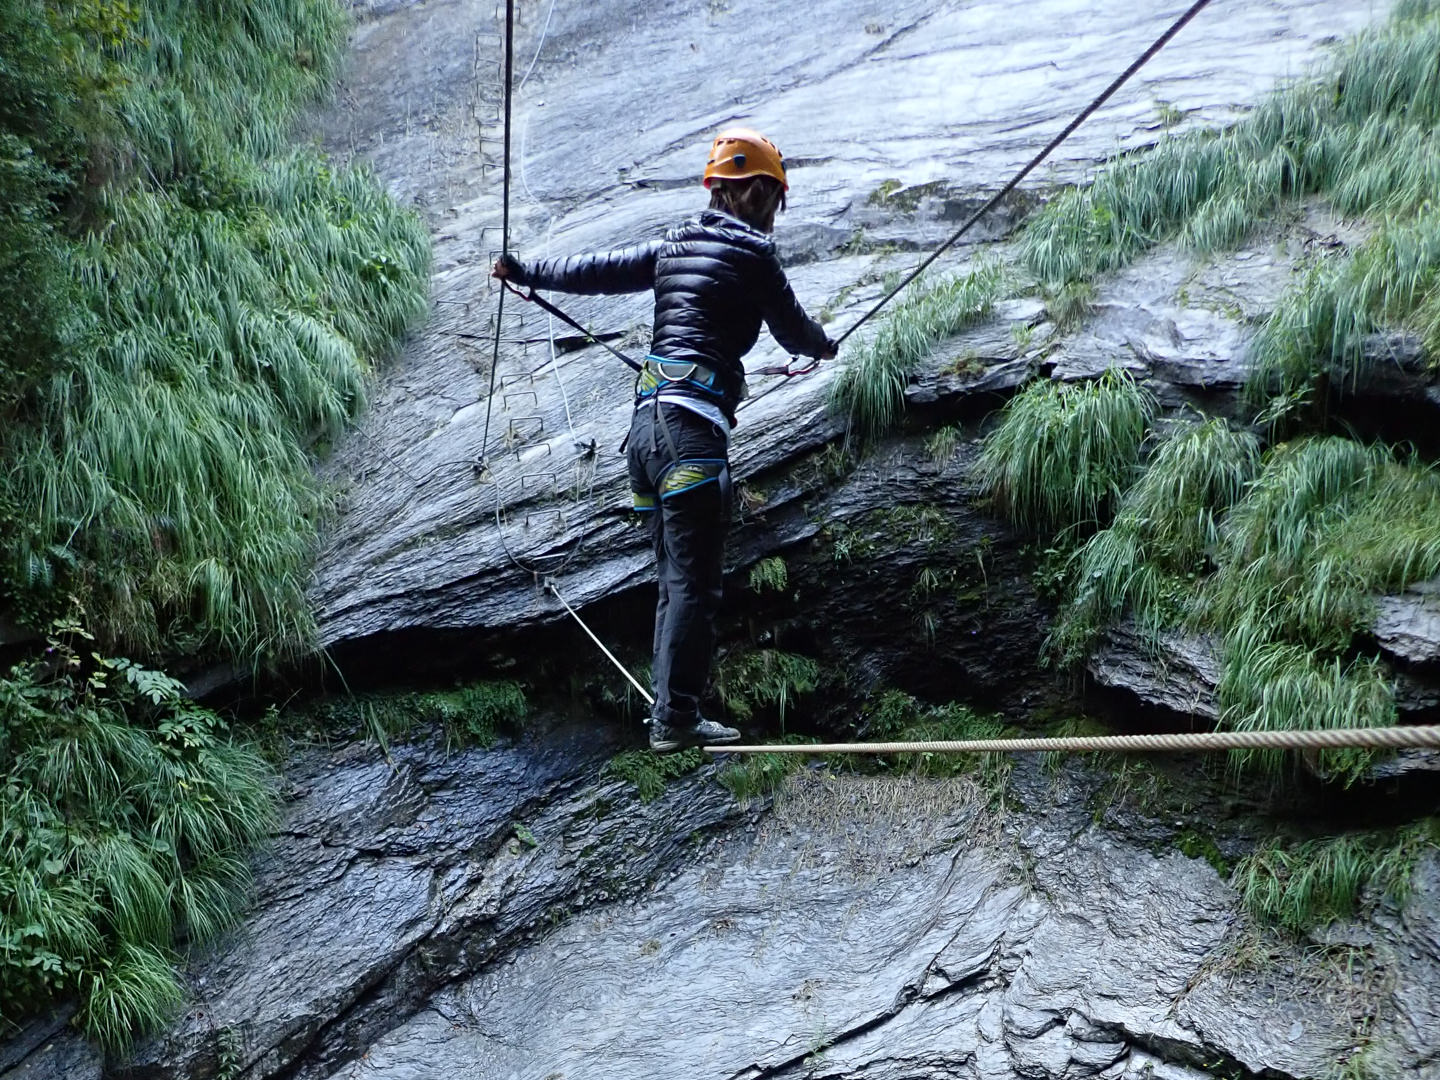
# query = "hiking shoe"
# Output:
<box><xmin>648</xmin><ymin>716</ymin><xmax>741</xmax><ymax>753</ymax></box>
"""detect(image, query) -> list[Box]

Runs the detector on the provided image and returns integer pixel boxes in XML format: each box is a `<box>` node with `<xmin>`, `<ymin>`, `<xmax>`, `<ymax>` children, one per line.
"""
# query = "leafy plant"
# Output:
<box><xmin>713</xmin><ymin>649</ymin><xmax>820</xmax><ymax>730</ymax></box>
<box><xmin>0</xmin><ymin>620</ymin><xmax>279</xmax><ymax>1047</ymax></box>
<box><xmin>604</xmin><ymin>748</ymin><xmax>705</xmax><ymax>803</ymax></box>
<box><xmin>304</xmin><ymin>680</ymin><xmax>529</xmax><ymax>750</ymax></box>
<box><xmin>859</xmin><ymin>690</ymin><xmax>1011</xmax><ymax>792</ymax></box>
<box><xmin>1045</xmin><ymin>419</ymin><xmax>1259</xmax><ymax>663</ymax></box>
<box><xmin>747</xmin><ymin>557</ymin><xmax>788</xmax><ymax>594</ymax></box>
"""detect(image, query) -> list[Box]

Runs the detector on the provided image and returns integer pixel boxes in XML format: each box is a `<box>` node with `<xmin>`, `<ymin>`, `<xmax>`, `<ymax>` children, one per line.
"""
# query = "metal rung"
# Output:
<box><xmin>521</xmin><ymin>470</ymin><xmax>563</xmax><ymax>490</ymax></box>
<box><xmin>503</xmin><ymin>389</ymin><xmax>538</xmax><ymax>409</ymax></box>
<box><xmin>507</xmin><ymin>416</ymin><xmax>544</xmax><ymax>441</ymax></box>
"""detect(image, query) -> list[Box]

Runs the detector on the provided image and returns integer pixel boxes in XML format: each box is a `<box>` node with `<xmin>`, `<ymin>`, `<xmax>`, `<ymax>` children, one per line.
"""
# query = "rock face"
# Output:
<box><xmin>6</xmin><ymin>724</ymin><xmax>1436</xmax><ymax>1080</ymax></box>
<box><xmin>306</xmin><ymin>0</ymin><xmax>1395</xmax><ymax>673</ymax></box>
<box><xmin>16</xmin><ymin>4</ymin><xmax>1440</xmax><ymax>1080</ymax></box>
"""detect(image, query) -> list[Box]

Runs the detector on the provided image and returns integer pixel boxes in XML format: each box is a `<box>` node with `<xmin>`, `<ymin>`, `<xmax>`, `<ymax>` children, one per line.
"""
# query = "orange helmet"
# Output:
<box><xmin>703</xmin><ymin>128</ymin><xmax>788</xmax><ymax>191</ymax></box>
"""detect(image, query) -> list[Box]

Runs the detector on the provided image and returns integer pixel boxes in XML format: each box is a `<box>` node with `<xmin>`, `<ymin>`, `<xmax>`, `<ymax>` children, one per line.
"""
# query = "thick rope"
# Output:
<box><xmin>833</xmin><ymin>0</ymin><xmax>1213</xmax><ymax>347</ymax></box>
<box><xmin>705</xmin><ymin>725</ymin><xmax>1440</xmax><ymax>755</ymax></box>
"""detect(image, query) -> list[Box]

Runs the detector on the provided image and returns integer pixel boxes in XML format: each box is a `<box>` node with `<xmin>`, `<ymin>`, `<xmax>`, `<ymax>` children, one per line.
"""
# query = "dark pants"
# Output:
<box><xmin>627</xmin><ymin>402</ymin><xmax>729</xmax><ymax>726</ymax></box>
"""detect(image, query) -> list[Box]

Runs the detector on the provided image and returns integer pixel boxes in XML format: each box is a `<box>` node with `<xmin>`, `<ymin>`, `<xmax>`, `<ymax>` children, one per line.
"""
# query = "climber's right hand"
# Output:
<box><xmin>492</xmin><ymin>253</ymin><xmax>523</xmax><ymax>281</ymax></box>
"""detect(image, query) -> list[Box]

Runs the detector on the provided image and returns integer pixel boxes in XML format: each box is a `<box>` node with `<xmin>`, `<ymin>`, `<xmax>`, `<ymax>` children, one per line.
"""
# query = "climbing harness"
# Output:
<box><xmin>705</xmin><ymin>725</ymin><xmax>1440</xmax><ymax>756</ymax></box>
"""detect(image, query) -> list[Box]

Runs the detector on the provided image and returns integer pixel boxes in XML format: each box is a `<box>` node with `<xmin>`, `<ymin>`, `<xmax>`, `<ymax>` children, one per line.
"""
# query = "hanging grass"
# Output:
<box><xmin>0</xmin><ymin>0</ymin><xmax>428</xmax><ymax>1051</ymax></box>
<box><xmin>1044</xmin><ymin>419</ymin><xmax>1259</xmax><ymax>663</ymax></box>
<box><xmin>829</xmin><ymin>260</ymin><xmax>1006</xmax><ymax>444</ymax></box>
<box><xmin>1204</xmin><ymin>438</ymin><xmax>1440</xmax><ymax>645</ymax></box>
<box><xmin>1021</xmin><ymin>6</ymin><xmax>1440</xmax><ymax>289</ymax></box>
<box><xmin>1248</xmin><ymin>208</ymin><xmax>1440</xmax><ymax>405</ymax></box>
<box><xmin>0</xmin><ymin>1</ymin><xmax>431</xmax><ymax>662</ymax></box>
<box><xmin>975</xmin><ymin>369</ymin><xmax>1156</xmax><ymax>536</ymax></box>
<box><xmin>3</xmin><ymin>155</ymin><xmax>429</xmax><ymax>661</ymax></box>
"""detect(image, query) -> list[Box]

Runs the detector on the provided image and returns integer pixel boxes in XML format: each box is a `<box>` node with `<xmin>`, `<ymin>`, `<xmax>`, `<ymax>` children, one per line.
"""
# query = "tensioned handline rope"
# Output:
<box><xmin>705</xmin><ymin>726</ymin><xmax>1440</xmax><ymax>756</ymax></box>
<box><xmin>832</xmin><ymin>0</ymin><xmax>1214</xmax><ymax>346</ymax></box>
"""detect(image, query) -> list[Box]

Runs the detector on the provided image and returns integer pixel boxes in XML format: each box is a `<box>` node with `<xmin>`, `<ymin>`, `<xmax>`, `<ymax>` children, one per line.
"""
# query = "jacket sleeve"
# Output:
<box><xmin>753</xmin><ymin>250</ymin><xmax>831</xmax><ymax>358</ymax></box>
<box><xmin>512</xmin><ymin>241</ymin><xmax>662</xmax><ymax>295</ymax></box>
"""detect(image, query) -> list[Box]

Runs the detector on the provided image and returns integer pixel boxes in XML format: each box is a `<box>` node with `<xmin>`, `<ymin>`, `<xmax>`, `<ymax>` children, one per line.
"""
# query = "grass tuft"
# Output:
<box><xmin>717</xmin><ymin>735</ymin><xmax>821</xmax><ymax>802</ymax></box>
<box><xmin>604</xmin><ymin>749</ymin><xmax>705</xmax><ymax>803</ymax></box>
<box><xmin>975</xmin><ymin>369</ymin><xmax>1156</xmax><ymax>537</ymax></box>
<box><xmin>1046</xmin><ymin>419</ymin><xmax>1259</xmax><ymax>663</ymax></box>
<box><xmin>1232</xmin><ymin>823</ymin><xmax>1436</xmax><ymax>934</ymax></box>
<box><xmin>829</xmin><ymin>261</ymin><xmax>1005</xmax><ymax>444</ymax></box>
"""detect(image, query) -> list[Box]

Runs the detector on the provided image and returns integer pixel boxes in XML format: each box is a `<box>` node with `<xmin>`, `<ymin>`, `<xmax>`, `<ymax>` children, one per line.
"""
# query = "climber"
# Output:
<box><xmin>492</xmin><ymin>128</ymin><xmax>837</xmax><ymax>752</ymax></box>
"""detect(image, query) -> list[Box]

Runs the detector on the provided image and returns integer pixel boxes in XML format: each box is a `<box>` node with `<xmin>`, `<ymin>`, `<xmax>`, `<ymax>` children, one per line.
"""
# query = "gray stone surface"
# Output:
<box><xmin>14</xmin><ymin>4</ymin><xmax>1426</xmax><ymax>1080</ymax></box>
<box><xmin>1087</xmin><ymin>621</ymin><xmax>1223</xmax><ymax>721</ymax></box>
<box><xmin>0</xmin><ymin>1012</ymin><xmax>101</xmax><ymax>1080</ymax></box>
<box><xmin>82</xmin><ymin>741</ymin><xmax>1437</xmax><ymax>1080</ymax></box>
<box><xmin>1376</xmin><ymin>579</ymin><xmax>1440</xmax><ymax>669</ymax></box>
<box><xmin>307</xmin><ymin>0</ymin><xmax>1393</xmax><ymax>659</ymax></box>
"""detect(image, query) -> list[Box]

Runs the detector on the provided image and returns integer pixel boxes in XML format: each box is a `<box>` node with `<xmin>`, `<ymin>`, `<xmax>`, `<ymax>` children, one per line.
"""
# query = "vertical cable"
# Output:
<box><xmin>479</xmin><ymin>0</ymin><xmax>517</xmax><ymax>463</ymax></box>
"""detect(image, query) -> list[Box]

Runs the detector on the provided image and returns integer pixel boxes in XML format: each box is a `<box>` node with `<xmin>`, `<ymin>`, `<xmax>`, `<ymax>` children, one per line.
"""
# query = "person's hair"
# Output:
<box><xmin>708</xmin><ymin>175</ymin><xmax>786</xmax><ymax>233</ymax></box>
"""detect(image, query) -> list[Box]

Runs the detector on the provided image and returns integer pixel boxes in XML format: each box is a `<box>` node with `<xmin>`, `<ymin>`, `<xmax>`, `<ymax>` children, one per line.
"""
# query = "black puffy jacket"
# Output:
<box><xmin>510</xmin><ymin>210</ymin><xmax>829</xmax><ymax>416</ymax></box>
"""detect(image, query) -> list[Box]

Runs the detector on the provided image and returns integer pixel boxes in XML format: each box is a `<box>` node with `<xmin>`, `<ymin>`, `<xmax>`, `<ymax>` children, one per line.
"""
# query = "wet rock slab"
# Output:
<box><xmin>296</xmin><ymin>766</ymin><xmax>1414</xmax><ymax>1080</ymax></box>
<box><xmin>308</xmin><ymin>0</ymin><xmax>1392</xmax><ymax>660</ymax></box>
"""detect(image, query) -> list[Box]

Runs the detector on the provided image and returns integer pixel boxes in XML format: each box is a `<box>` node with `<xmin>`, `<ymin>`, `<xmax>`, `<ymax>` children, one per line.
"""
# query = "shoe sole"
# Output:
<box><xmin>649</xmin><ymin>731</ymin><xmax>741</xmax><ymax>753</ymax></box>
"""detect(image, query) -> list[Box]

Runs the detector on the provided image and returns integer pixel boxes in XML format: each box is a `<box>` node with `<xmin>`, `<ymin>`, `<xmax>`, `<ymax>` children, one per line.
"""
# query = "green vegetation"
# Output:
<box><xmin>825</xmin><ymin>503</ymin><xmax>959</xmax><ymax>564</ymax></box>
<box><xmin>990</xmin><ymin>2</ymin><xmax>1440</xmax><ymax>781</ymax></box>
<box><xmin>1021</xmin><ymin>3</ymin><xmax>1440</xmax><ymax>413</ymax></box>
<box><xmin>924</xmin><ymin>424</ymin><xmax>961</xmax><ymax>466</ymax></box>
<box><xmin>1232</xmin><ymin>823</ymin><xmax>1436</xmax><ymax>935</ymax></box>
<box><xmin>1207</xmin><ymin>439</ymin><xmax>1440</xmax><ymax>780</ymax></box>
<box><xmin>0</xmin><ymin>621</ymin><xmax>278</xmax><ymax>1048</ymax></box>
<box><xmin>1249</xmin><ymin>208</ymin><xmax>1440</xmax><ymax>408</ymax></box>
<box><xmin>0</xmin><ymin>1</ymin><xmax>429</xmax><ymax>662</ymax></box>
<box><xmin>303</xmin><ymin>680</ymin><xmax>528</xmax><ymax>751</ymax></box>
<box><xmin>604</xmin><ymin>749</ymin><xmax>705</xmax><ymax>803</ymax></box>
<box><xmin>829</xmin><ymin>260</ymin><xmax>1005</xmax><ymax>444</ymax></box>
<box><xmin>717</xmin><ymin>735</ymin><xmax>820</xmax><ymax>802</ymax></box>
<box><xmin>714</xmin><ymin>649</ymin><xmax>820</xmax><ymax>730</ymax></box>
<box><xmin>861</xmin><ymin>690</ymin><xmax>1011</xmax><ymax>792</ymax></box>
<box><xmin>974</xmin><ymin>369</ymin><xmax>1156</xmax><ymax>536</ymax></box>
<box><xmin>1022</xmin><ymin>3</ymin><xmax>1440</xmax><ymax>286</ymax></box>
<box><xmin>1046</xmin><ymin>418</ymin><xmax>1260</xmax><ymax>664</ymax></box>
<box><xmin>747</xmin><ymin>556</ymin><xmax>789</xmax><ymax>594</ymax></box>
<box><xmin>984</xmin><ymin>379</ymin><xmax>1440</xmax><ymax>778</ymax></box>
<box><xmin>0</xmin><ymin>0</ymin><xmax>431</xmax><ymax>1049</ymax></box>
